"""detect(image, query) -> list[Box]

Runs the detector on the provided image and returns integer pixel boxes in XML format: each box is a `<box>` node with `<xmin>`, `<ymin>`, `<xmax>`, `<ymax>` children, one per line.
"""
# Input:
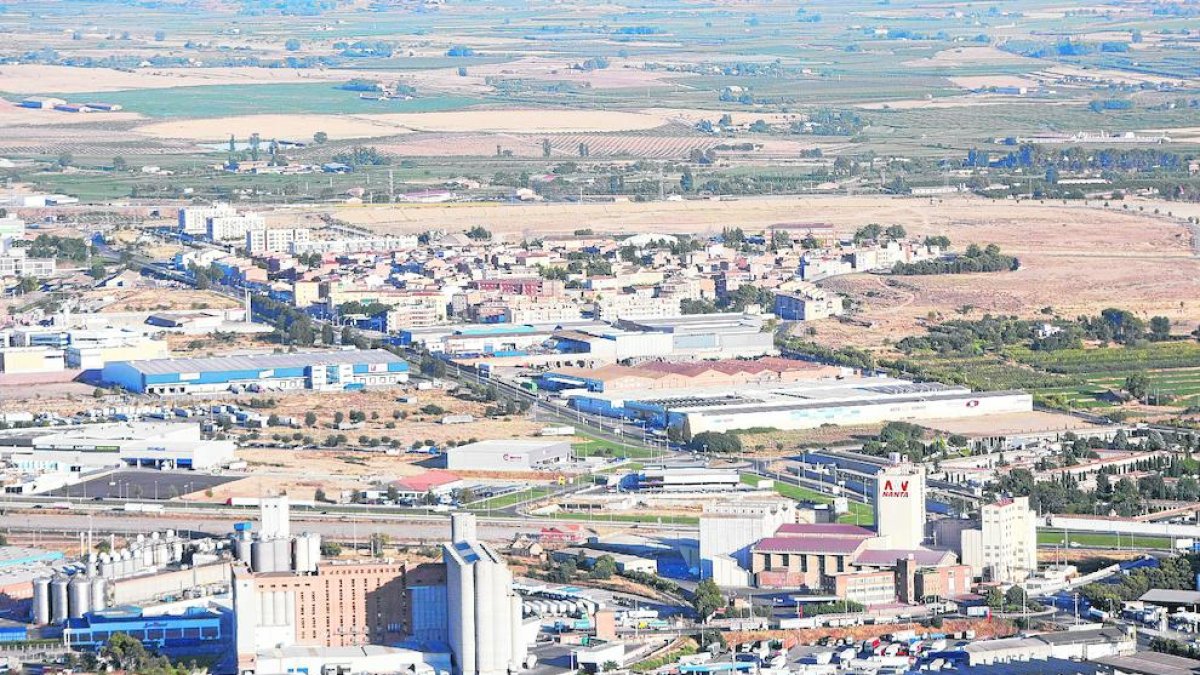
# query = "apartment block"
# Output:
<box><xmin>247</xmin><ymin>228</ymin><xmax>311</xmax><ymax>254</ymax></box>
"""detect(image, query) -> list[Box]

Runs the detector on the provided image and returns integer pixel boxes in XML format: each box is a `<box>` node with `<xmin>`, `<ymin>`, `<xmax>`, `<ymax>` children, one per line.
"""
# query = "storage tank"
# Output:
<box><xmin>293</xmin><ymin>534</ymin><xmax>320</xmax><ymax>573</ymax></box>
<box><xmin>140</xmin><ymin>544</ymin><xmax>154</xmax><ymax>568</ymax></box>
<box><xmin>32</xmin><ymin>577</ymin><xmax>51</xmax><ymax>625</ymax></box>
<box><xmin>90</xmin><ymin>577</ymin><xmax>107</xmax><ymax>612</ymax></box>
<box><xmin>235</xmin><ymin>538</ymin><xmax>252</xmax><ymax>562</ymax></box>
<box><xmin>153</xmin><ymin>543</ymin><xmax>169</xmax><ymax>566</ymax></box>
<box><xmin>251</xmin><ymin>540</ymin><xmax>275</xmax><ymax>573</ymax></box>
<box><xmin>99</xmin><ymin>553</ymin><xmax>115</xmax><ymax>579</ymax></box>
<box><xmin>119</xmin><ymin>549</ymin><xmax>133</xmax><ymax>576</ymax></box>
<box><xmin>273</xmin><ymin>538</ymin><xmax>290</xmax><ymax>572</ymax></box>
<box><xmin>68</xmin><ymin>575</ymin><xmax>91</xmax><ymax>619</ymax></box>
<box><xmin>50</xmin><ymin>576</ymin><xmax>70</xmax><ymax>624</ymax></box>
<box><xmin>171</xmin><ymin>541</ymin><xmax>184</xmax><ymax>562</ymax></box>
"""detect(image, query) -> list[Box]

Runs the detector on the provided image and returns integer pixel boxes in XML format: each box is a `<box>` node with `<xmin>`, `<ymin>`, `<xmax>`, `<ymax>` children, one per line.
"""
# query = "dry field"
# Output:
<box><xmin>92</xmin><ymin>288</ymin><xmax>241</xmax><ymax>313</ymax></box>
<box><xmin>329</xmin><ymin>195</ymin><xmax>1199</xmax><ymax>347</ymax></box>
<box><xmin>0</xmin><ymin>64</ymin><xmax>373</xmax><ymax>94</ymax></box>
<box><xmin>134</xmin><ymin>109</ymin><xmax>673</xmax><ymax>142</ymax></box>
<box><xmin>947</xmin><ymin>75</ymin><xmax>1040</xmax><ymax>91</ymax></box>
<box><xmin>920</xmin><ymin>411</ymin><xmax>1094</xmax><ymax>436</ymax></box>
<box><xmin>405</xmin><ymin>56</ymin><xmax>692</xmax><ymax>93</ymax></box>
<box><xmin>902</xmin><ymin>46</ymin><xmax>1038</xmax><ymax>67</ymax></box>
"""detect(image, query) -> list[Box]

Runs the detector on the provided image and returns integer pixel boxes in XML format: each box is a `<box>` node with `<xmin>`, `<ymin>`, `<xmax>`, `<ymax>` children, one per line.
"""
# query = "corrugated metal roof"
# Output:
<box><xmin>117</xmin><ymin>349</ymin><xmax>405</xmax><ymax>375</ymax></box>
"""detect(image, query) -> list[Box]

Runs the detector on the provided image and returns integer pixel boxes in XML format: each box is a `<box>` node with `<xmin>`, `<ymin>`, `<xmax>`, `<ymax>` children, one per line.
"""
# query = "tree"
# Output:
<box><xmin>314</xmin><ymin>487</ymin><xmax>327</xmax><ymax>503</ymax></box>
<box><xmin>313</xmin><ymin>131</ymin><xmax>328</xmax><ymax>144</ymax></box>
<box><xmin>57</xmin><ymin>152</ymin><xmax>73</xmax><ymax>168</ymax></box>
<box><xmin>693</xmin><ymin>578</ymin><xmax>724</xmax><ymax>621</ymax></box>
<box><xmin>1005</xmin><ymin>585</ymin><xmax>1028</xmax><ymax>609</ymax></box>
<box><xmin>466</xmin><ymin>225</ymin><xmax>492</xmax><ymax>241</ymax></box>
<box><xmin>985</xmin><ymin>587</ymin><xmax>1005</xmax><ymax>610</ymax></box>
<box><xmin>602</xmin><ymin>661</ymin><xmax>620</xmax><ymax>672</ymax></box>
<box><xmin>542</xmin><ymin>138</ymin><xmax>552</xmax><ymax>158</ymax></box>
<box><xmin>334</xmin><ymin>411</ymin><xmax>345</xmax><ymax>425</ymax></box>
<box><xmin>591</xmin><ymin>554</ymin><xmax>617</xmax><ymax>580</ymax></box>
<box><xmin>111</xmin><ymin>156</ymin><xmax>127</xmax><ymax>171</ymax></box>
<box><xmin>689</xmin><ymin>431</ymin><xmax>742</xmax><ymax>453</ymax></box>
<box><xmin>285</xmin><ymin>38</ymin><xmax>301</xmax><ymax>51</ymax></box>
<box><xmin>885</xmin><ymin>224</ymin><xmax>907</xmax><ymax>240</ymax></box>
<box><xmin>304</xmin><ymin>411</ymin><xmax>318</xmax><ymax>427</ymax></box>
<box><xmin>680</xmin><ymin>167</ymin><xmax>694</xmax><ymax>192</ymax></box>
<box><xmin>1124</xmin><ymin>373</ymin><xmax>1150</xmax><ymax>402</ymax></box>
<box><xmin>320</xmin><ymin>540</ymin><xmax>342</xmax><ymax>557</ymax></box>
<box><xmin>88</xmin><ymin>260</ymin><xmax>107</xmax><ymax>280</ymax></box>
<box><xmin>1150</xmin><ymin>316</ymin><xmax>1172</xmax><ymax>341</ymax></box>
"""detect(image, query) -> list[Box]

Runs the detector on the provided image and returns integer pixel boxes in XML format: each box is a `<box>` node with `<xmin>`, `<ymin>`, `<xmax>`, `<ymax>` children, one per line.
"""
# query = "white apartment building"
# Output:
<box><xmin>774</xmin><ymin>283</ymin><xmax>844</xmax><ymax>321</ymax></box>
<box><xmin>247</xmin><ymin>228</ymin><xmax>311</xmax><ymax>254</ymax></box>
<box><xmin>208</xmin><ymin>212</ymin><xmax>266</xmax><ymax>243</ymax></box>
<box><xmin>495</xmin><ymin>298</ymin><xmax>580</xmax><ymax>324</ymax></box>
<box><xmin>592</xmin><ymin>294</ymin><xmax>682</xmax><ymax>321</ymax></box>
<box><xmin>962</xmin><ymin>496</ymin><xmax>1038</xmax><ymax>583</ymax></box>
<box><xmin>0</xmin><ymin>215</ymin><xmax>25</xmax><ymax>239</ymax></box>
<box><xmin>0</xmin><ymin>240</ymin><xmax>55</xmax><ymax>278</ymax></box>
<box><xmin>178</xmin><ymin>203</ymin><xmax>238</xmax><ymax>236</ymax></box>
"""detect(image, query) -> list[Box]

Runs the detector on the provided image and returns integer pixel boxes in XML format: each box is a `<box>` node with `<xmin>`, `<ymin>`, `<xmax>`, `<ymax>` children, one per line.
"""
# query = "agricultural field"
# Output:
<box><xmin>1012</xmin><ymin>343</ymin><xmax>1200</xmax><ymax>411</ymax></box>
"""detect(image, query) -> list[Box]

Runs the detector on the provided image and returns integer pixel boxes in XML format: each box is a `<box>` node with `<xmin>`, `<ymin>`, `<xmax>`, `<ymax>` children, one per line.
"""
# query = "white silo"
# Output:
<box><xmin>32</xmin><ymin>577</ymin><xmax>51</xmax><ymax>625</ymax></box>
<box><xmin>50</xmin><ymin>576</ymin><xmax>70</xmax><ymax>624</ymax></box>
<box><xmin>90</xmin><ymin>577</ymin><xmax>107</xmax><ymax>612</ymax></box>
<box><xmin>68</xmin><ymin>575</ymin><xmax>91</xmax><ymax>619</ymax></box>
<box><xmin>474</xmin><ymin>561</ymin><xmax>497</xmax><ymax>675</ymax></box>
<box><xmin>99</xmin><ymin>553</ymin><xmax>115</xmax><ymax>579</ymax></box>
<box><xmin>272</xmin><ymin>538</ymin><xmax>290</xmax><ymax>572</ymax></box>
<box><xmin>509</xmin><ymin>592</ymin><xmax>526</xmax><ymax>673</ymax></box>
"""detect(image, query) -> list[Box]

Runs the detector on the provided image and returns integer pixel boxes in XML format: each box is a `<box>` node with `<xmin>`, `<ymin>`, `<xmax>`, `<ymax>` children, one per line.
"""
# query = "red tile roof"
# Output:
<box><xmin>854</xmin><ymin>549</ymin><xmax>955</xmax><ymax>567</ymax></box>
<box><xmin>775</xmin><ymin>523</ymin><xmax>875</xmax><ymax>538</ymax></box>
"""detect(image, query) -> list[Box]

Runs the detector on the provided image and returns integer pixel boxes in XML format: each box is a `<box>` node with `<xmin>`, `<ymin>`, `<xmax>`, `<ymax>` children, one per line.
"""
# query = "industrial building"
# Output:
<box><xmin>101</xmin><ymin>349</ymin><xmax>409</xmax><ymax>395</ymax></box>
<box><xmin>0</xmin><ymin>422</ymin><xmax>237</xmax><ymax>473</ymax></box>
<box><xmin>565</xmin><ymin>375</ymin><xmax>1032</xmax><ymax>437</ymax></box>
<box><xmin>637</xmin><ymin>466</ymin><xmax>741</xmax><ymax>492</ymax></box>
<box><xmin>874</xmin><ymin>459</ymin><xmax>927</xmax><ymax>550</ymax></box>
<box><xmin>443</xmin><ymin>513</ymin><xmax>528</xmax><ymax>675</ymax></box>
<box><xmin>0</xmin><ymin>346</ymin><xmax>64</xmax><ymax>374</ymax></box>
<box><xmin>960</xmin><ymin>496</ymin><xmax>1039</xmax><ymax>583</ymax></box>
<box><xmin>538</xmin><ymin>358</ymin><xmax>842</xmax><ymax>395</ymax></box>
<box><xmin>699</xmin><ymin>499</ymin><xmax>798</xmax><ymax>586</ymax></box>
<box><xmin>443</xmin><ymin>439</ymin><xmax>573</xmax><ymax>472</ymax></box>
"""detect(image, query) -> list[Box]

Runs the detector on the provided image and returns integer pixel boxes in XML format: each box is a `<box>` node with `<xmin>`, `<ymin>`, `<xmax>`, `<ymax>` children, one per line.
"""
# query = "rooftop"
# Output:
<box><xmin>754</xmin><ymin>536</ymin><xmax>867</xmax><ymax>555</ymax></box>
<box><xmin>775</xmin><ymin>523</ymin><xmax>875</xmax><ymax>538</ymax></box>
<box><xmin>854</xmin><ymin>548</ymin><xmax>955</xmax><ymax>567</ymax></box>
<box><xmin>112</xmin><ymin>349</ymin><xmax>406</xmax><ymax>375</ymax></box>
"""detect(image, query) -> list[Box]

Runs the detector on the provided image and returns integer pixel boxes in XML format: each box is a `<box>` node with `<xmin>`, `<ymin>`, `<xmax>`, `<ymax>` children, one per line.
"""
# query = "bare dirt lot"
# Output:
<box><xmin>921</xmin><ymin>411</ymin><xmax>1096</xmax><ymax>437</ymax></box>
<box><xmin>134</xmin><ymin>109</ymin><xmax>673</xmax><ymax>141</ymax></box>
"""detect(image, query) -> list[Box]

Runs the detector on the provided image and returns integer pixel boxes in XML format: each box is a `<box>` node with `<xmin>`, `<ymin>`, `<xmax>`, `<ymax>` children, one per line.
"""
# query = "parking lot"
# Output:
<box><xmin>46</xmin><ymin>469</ymin><xmax>239</xmax><ymax>500</ymax></box>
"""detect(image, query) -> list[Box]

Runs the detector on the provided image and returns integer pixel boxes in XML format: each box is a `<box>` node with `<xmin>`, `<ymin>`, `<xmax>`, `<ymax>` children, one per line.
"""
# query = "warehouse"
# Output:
<box><xmin>567</xmin><ymin>376</ymin><xmax>1032</xmax><ymax>436</ymax></box>
<box><xmin>443</xmin><ymin>439</ymin><xmax>573</xmax><ymax>472</ymax></box>
<box><xmin>0</xmin><ymin>422</ymin><xmax>238</xmax><ymax>474</ymax></box>
<box><xmin>100</xmin><ymin>349</ymin><xmax>408</xmax><ymax>395</ymax></box>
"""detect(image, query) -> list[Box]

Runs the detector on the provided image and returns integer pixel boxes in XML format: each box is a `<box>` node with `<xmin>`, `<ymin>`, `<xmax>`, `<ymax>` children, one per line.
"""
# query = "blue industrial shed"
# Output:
<box><xmin>101</xmin><ymin>349</ymin><xmax>409</xmax><ymax>395</ymax></box>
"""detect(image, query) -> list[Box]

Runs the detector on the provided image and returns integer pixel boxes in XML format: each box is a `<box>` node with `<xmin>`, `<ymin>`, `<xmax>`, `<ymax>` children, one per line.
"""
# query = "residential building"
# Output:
<box><xmin>592</xmin><ymin>294</ymin><xmax>681</xmax><ymax>321</ymax></box>
<box><xmin>774</xmin><ymin>283</ymin><xmax>844</xmax><ymax>321</ymax></box>
<box><xmin>208</xmin><ymin>211</ymin><xmax>266</xmax><ymax>242</ymax></box>
<box><xmin>247</xmin><ymin>228</ymin><xmax>311</xmax><ymax>254</ymax></box>
<box><xmin>0</xmin><ymin>240</ymin><xmax>55</xmax><ymax>278</ymax></box>
<box><xmin>178</xmin><ymin>203</ymin><xmax>238</xmax><ymax>236</ymax></box>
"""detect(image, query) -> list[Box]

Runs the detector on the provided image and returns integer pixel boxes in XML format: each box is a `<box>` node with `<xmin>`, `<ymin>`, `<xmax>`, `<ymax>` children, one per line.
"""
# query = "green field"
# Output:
<box><xmin>50</xmin><ymin>83</ymin><xmax>481</xmax><ymax>118</ymax></box>
<box><xmin>572</xmin><ymin>438</ymin><xmax>660</xmax><ymax>460</ymax></box>
<box><xmin>1012</xmin><ymin>343</ymin><xmax>1200</xmax><ymax>410</ymax></box>
<box><xmin>741</xmin><ymin>473</ymin><xmax>874</xmax><ymax>526</ymax></box>
<box><xmin>1037</xmin><ymin>529</ymin><xmax>1173</xmax><ymax>550</ymax></box>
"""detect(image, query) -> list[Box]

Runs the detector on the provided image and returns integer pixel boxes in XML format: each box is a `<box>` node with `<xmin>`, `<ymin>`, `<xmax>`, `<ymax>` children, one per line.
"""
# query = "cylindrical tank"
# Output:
<box><xmin>236</xmin><ymin>538</ymin><xmax>252</xmax><ymax>562</ymax></box>
<box><xmin>273</xmin><ymin>589</ymin><xmax>286</xmax><ymax>624</ymax></box>
<box><xmin>90</xmin><ymin>577</ymin><xmax>107</xmax><ymax>612</ymax></box>
<box><xmin>140</xmin><ymin>545</ymin><xmax>154</xmax><ymax>568</ymax></box>
<box><xmin>171</xmin><ymin>541</ymin><xmax>184</xmax><ymax>562</ymax></box>
<box><xmin>68</xmin><ymin>575</ymin><xmax>91</xmax><ymax>619</ymax></box>
<box><xmin>50</xmin><ymin>576</ymin><xmax>70</xmax><ymax>624</ymax></box>
<box><xmin>251</xmin><ymin>540</ymin><xmax>273</xmax><ymax>573</ymax></box>
<box><xmin>119</xmin><ymin>550</ymin><xmax>133</xmax><ymax>576</ymax></box>
<box><xmin>32</xmin><ymin>577</ymin><xmax>51</xmax><ymax>625</ymax></box>
<box><xmin>474</xmin><ymin>560</ymin><xmax>496</xmax><ymax>674</ymax></box>
<box><xmin>273</xmin><ymin>538</ymin><xmax>290</xmax><ymax>572</ymax></box>
<box><xmin>153</xmin><ymin>544</ymin><xmax>169</xmax><ymax>566</ymax></box>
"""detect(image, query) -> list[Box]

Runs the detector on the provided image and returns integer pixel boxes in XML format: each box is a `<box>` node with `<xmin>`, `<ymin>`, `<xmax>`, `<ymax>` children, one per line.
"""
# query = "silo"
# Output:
<box><xmin>140</xmin><ymin>544</ymin><xmax>154</xmax><ymax>568</ymax></box>
<box><xmin>235</xmin><ymin>538</ymin><xmax>252</xmax><ymax>562</ymax></box>
<box><xmin>119</xmin><ymin>549</ymin><xmax>133</xmax><ymax>576</ymax></box>
<box><xmin>259</xmin><ymin>590</ymin><xmax>274</xmax><ymax>626</ymax></box>
<box><xmin>32</xmin><ymin>577</ymin><xmax>51</xmax><ymax>625</ymax></box>
<box><xmin>509</xmin><ymin>592</ymin><xmax>526</xmax><ymax>672</ymax></box>
<box><xmin>273</xmin><ymin>538</ymin><xmax>290</xmax><ymax>572</ymax></box>
<box><xmin>99</xmin><ymin>553</ymin><xmax>115</xmax><ymax>579</ymax></box>
<box><xmin>474</xmin><ymin>561</ymin><xmax>497</xmax><ymax>675</ymax></box>
<box><xmin>293</xmin><ymin>534</ymin><xmax>319</xmax><ymax>574</ymax></box>
<box><xmin>273</xmin><ymin>589</ymin><xmax>286</xmax><ymax>625</ymax></box>
<box><xmin>153</xmin><ymin>543</ymin><xmax>169</xmax><ymax>566</ymax></box>
<box><xmin>68</xmin><ymin>575</ymin><xmax>91</xmax><ymax>619</ymax></box>
<box><xmin>171</xmin><ymin>541</ymin><xmax>184</xmax><ymax>562</ymax></box>
<box><xmin>251</xmin><ymin>540</ymin><xmax>276</xmax><ymax>573</ymax></box>
<box><xmin>50</xmin><ymin>576</ymin><xmax>70</xmax><ymax>624</ymax></box>
<box><xmin>90</xmin><ymin>577</ymin><xmax>107</xmax><ymax>612</ymax></box>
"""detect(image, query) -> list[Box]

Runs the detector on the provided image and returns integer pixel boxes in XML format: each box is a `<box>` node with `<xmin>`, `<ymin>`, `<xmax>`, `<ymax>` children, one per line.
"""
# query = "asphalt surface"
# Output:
<box><xmin>44</xmin><ymin>470</ymin><xmax>238</xmax><ymax>500</ymax></box>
